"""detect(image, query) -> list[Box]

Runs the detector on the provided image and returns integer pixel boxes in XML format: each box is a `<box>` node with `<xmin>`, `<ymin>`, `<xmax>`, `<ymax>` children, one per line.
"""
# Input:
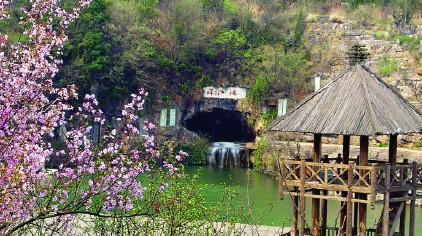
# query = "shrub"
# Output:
<box><xmin>93</xmin><ymin>170</ymin><xmax>246</xmax><ymax>235</ymax></box>
<box><xmin>378</xmin><ymin>58</ymin><xmax>399</xmax><ymax>77</ymax></box>
<box><xmin>350</xmin><ymin>5</ymin><xmax>376</xmax><ymax>28</ymax></box>
<box><xmin>261</xmin><ymin>110</ymin><xmax>277</xmax><ymax>128</ymax></box>
<box><xmin>393</xmin><ymin>34</ymin><xmax>413</xmax><ymax>44</ymax></box>
<box><xmin>374</xmin><ymin>31</ymin><xmax>388</xmax><ymax>40</ymax></box>
<box><xmin>377</xmin><ymin>18</ymin><xmax>393</xmax><ymax>26</ymax></box>
<box><xmin>177</xmin><ymin>138</ymin><xmax>209</xmax><ymax>165</ymax></box>
<box><xmin>247</xmin><ymin>75</ymin><xmax>272</xmax><ymax>105</ymax></box>
<box><xmin>223</xmin><ymin>0</ymin><xmax>238</xmax><ymax>14</ymax></box>
<box><xmin>253</xmin><ymin>138</ymin><xmax>269</xmax><ymax>169</ymax></box>
<box><xmin>393</xmin><ymin>35</ymin><xmax>421</xmax><ymax>52</ymax></box>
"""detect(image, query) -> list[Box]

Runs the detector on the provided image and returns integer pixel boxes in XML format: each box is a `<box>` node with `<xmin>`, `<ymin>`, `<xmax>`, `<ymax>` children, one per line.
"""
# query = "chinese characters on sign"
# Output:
<box><xmin>277</xmin><ymin>98</ymin><xmax>288</xmax><ymax>117</ymax></box>
<box><xmin>203</xmin><ymin>87</ymin><xmax>247</xmax><ymax>99</ymax></box>
<box><xmin>159</xmin><ymin>108</ymin><xmax>177</xmax><ymax>127</ymax></box>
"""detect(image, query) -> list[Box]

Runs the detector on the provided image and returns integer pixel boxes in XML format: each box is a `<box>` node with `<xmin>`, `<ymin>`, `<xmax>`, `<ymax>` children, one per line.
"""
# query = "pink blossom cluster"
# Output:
<box><xmin>0</xmin><ymin>1</ymin><xmax>184</xmax><ymax>235</ymax></box>
<box><xmin>0</xmin><ymin>0</ymin><xmax>93</xmax><ymax>226</ymax></box>
<box><xmin>0</xmin><ymin>0</ymin><xmax>9</xmax><ymax>19</ymax></box>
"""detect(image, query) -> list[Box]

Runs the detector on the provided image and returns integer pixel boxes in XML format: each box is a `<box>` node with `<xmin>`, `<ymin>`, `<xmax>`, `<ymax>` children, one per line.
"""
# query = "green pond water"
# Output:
<box><xmin>185</xmin><ymin>166</ymin><xmax>422</xmax><ymax>232</ymax></box>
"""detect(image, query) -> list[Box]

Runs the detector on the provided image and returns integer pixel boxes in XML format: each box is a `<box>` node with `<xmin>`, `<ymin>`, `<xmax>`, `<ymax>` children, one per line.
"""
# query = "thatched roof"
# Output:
<box><xmin>269</xmin><ymin>65</ymin><xmax>422</xmax><ymax>136</ymax></box>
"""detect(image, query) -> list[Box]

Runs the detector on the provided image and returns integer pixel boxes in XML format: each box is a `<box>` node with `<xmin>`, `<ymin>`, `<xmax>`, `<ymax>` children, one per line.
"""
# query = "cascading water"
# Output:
<box><xmin>208</xmin><ymin>142</ymin><xmax>246</xmax><ymax>168</ymax></box>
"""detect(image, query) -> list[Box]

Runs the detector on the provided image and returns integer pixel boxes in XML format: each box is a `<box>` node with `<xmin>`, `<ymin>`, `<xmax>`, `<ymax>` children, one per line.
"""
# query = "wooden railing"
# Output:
<box><xmin>279</xmin><ymin>159</ymin><xmax>422</xmax><ymax>205</ymax></box>
<box><xmin>318</xmin><ymin>226</ymin><xmax>377</xmax><ymax>236</ymax></box>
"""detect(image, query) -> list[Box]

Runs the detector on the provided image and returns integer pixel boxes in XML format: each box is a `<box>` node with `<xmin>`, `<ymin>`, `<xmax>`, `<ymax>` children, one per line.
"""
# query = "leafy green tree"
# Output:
<box><xmin>58</xmin><ymin>0</ymin><xmax>111</xmax><ymax>99</ymax></box>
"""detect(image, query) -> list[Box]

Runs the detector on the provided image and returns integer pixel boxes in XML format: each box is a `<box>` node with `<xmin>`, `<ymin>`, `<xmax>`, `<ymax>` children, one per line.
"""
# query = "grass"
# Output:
<box><xmin>374</xmin><ymin>31</ymin><xmax>388</xmax><ymax>40</ymax></box>
<box><xmin>377</xmin><ymin>58</ymin><xmax>399</xmax><ymax>77</ymax></box>
<box><xmin>393</xmin><ymin>34</ymin><xmax>413</xmax><ymax>44</ymax></box>
<box><xmin>223</xmin><ymin>0</ymin><xmax>238</xmax><ymax>14</ymax></box>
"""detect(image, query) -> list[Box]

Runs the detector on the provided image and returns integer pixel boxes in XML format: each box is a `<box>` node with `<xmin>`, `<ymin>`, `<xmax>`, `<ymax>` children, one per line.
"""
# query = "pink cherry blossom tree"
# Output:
<box><xmin>0</xmin><ymin>1</ymin><xmax>185</xmax><ymax>235</ymax></box>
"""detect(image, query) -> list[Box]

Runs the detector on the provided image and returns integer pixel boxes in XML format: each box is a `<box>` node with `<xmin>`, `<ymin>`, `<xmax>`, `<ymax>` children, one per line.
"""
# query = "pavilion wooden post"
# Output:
<box><xmin>399</xmin><ymin>159</ymin><xmax>408</xmax><ymax>236</ymax></box>
<box><xmin>321</xmin><ymin>155</ymin><xmax>329</xmax><ymax>236</ymax></box>
<box><xmin>388</xmin><ymin>134</ymin><xmax>397</xmax><ymax>165</ymax></box>
<box><xmin>382</xmin><ymin>164</ymin><xmax>391</xmax><ymax>236</ymax></box>
<box><xmin>312</xmin><ymin>134</ymin><xmax>321</xmax><ymax>236</ymax></box>
<box><xmin>340</xmin><ymin>135</ymin><xmax>350</xmax><ymax>236</ymax></box>
<box><xmin>409</xmin><ymin>161</ymin><xmax>417</xmax><ymax>236</ymax></box>
<box><xmin>346</xmin><ymin>163</ymin><xmax>354</xmax><ymax>236</ymax></box>
<box><xmin>353</xmin><ymin>156</ymin><xmax>359</xmax><ymax>236</ymax></box>
<box><xmin>358</xmin><ymin>136</ymin><xmax>369</xmax><ymax>235</ymax></box>
<box><xmin>292</xmin><ymin>195</ymin><xmax>299</xmax><ymax>236</ymax></box>
<box><xmin>300</xmin><ymin>159</ymin><xmax>306</xmax><ymax>236</ymax></box>
<box><xmin>388</xmin><ymin>134</ymin><xmax>400</xmax><ymax>236</ymax></box>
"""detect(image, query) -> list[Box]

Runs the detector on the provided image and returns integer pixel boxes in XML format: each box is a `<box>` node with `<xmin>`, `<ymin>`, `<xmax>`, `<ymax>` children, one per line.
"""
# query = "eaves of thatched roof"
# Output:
<box><xmin>269</xmin><ymin>65</ymin><xmax>422</xmax><ymax>136</ymax></box>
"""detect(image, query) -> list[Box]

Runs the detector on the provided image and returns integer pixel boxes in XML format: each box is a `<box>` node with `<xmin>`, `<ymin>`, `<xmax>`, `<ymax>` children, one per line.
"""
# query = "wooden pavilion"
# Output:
<box><xmin>269</xmin><ymin>64</ymin><xmax>422</xmax><ymax>236</ymax></box>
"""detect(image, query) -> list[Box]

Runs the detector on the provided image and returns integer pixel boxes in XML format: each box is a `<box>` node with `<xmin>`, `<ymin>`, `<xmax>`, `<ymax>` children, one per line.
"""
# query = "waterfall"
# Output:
<box><xmin>208</xmin><ymin>142</ymin><xmax>246</xmax><ymax>168</ymax></box>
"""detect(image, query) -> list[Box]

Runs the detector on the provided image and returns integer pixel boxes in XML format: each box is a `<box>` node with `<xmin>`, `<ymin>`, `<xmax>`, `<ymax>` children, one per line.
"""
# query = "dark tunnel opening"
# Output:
<box><xmin>183</xmin><ymin>108</ymin><xmax>255</xmax><ymax>142</ymax></box>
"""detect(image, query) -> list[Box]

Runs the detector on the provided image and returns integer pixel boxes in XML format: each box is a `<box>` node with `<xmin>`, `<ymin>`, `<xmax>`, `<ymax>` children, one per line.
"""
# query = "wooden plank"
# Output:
<box><xmin>300</xmin><ymin>159</ymin><xmax>306</xmax><ymax>236</ymax></box>
<box><xmin>282</xmin><ymin>160</ymin><xmax>374</xmax><ymax>170</ymax></box>
<box><xmin>388</xmin><ymin>202</ymin><xmax>404</xmax><ymax>236</ymax></box>
<box><xmin>283</xmin><ymin>181</ymin><xmax>374</xmax><ymax>193</ymax></box>
<box><xmin>280</xmin><ymin>192</ymin><xmax>371</xmax><ymax>204</ymax></box>
<box><xmin>382</xmin><ymin>164</ymin><xmax>390</xmax><ymax>236</ymax></box>
<box><xmin>410</xmin><ymin>161</ymin><xmax>417</xmax><ymax>236</ymax></box>
<box><xmin>359</xmin><ymin>136</ymin><xmax>369</xmax><ymax>235</ymax></box>
<box><xmin>279</xmin><ymin>159</ymin><xmax>285</xmax><ymax>199</ymax></box>
<box><xmin>370</xmin><ymin>164</ymin><xmax>377</xmax><ymax>207</ymax></box>
<box><xmin>312</xmin><ymin>134</ymin><xmax>321</xmax><ymax>236</ymax></box>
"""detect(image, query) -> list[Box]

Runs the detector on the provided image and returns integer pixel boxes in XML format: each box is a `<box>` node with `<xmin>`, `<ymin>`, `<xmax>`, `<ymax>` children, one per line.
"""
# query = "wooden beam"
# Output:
<box><xmin>312</xmin><ymin>134</ymin><xmax>321</xmax><ymax>236</ymax></box>
<box><xmin>389</xmin><ymin>202</ymin><xmax>404</xmax><ymax>236</ymax></box>
<box><xmin>340</xmin><ymin>135</ymin><xmax>350</xmax><ymax>236</ymax></box>
<box><xmin>359</xmin><ymin>136</ymin><xmax>369</xmax><ymax>235</ymax></box>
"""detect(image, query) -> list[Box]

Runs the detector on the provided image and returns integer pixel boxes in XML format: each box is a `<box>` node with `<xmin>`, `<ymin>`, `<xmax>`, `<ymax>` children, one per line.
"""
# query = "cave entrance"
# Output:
<box><xmin>184</xmin><ymin>108</ymin><xmax>255</xmax><ymax>142</ymax></box>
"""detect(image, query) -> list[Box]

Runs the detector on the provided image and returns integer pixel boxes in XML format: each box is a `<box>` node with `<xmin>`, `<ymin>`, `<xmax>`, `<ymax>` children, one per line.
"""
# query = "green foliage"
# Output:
<box><xmin>202</xmin><ymin>0</ymin><xmax>224</xmax><ymax>13</ymax></box>
<box><xmin>374</xmin><ymin>31</ymin><xmax>389</xmax><ymax>40</ymax></box>
<box><xmin>261</xmin><ymin>109</ymin><xmax>277</xmax><ymax>128</ymax></box>
<box><xmin>350</xmin><ymin>4</ymin><xmax>376</xmax><ymax>27</ymax></box>
<box><xmin>253</xmin><ymin>139</ymin><xmax>269</xmax><ymax>169</ymax></box>
<box><xmin>177</xmin><ymin>138</ymin><xmax>210</xmax><ymax>165</ymax></box>
<box><xmin>93</xmin><ymin>168</ymin><xmax>252</xmax><ymax>235</ymax></box>
<box><xmin>376</xmin><ymin>18</ymin><xmax>393</xmax><ymax>25</ymax></box>
<box><xmin>293</xmin><ymin>10</ymin><xmax>305</xmax><ymax>43</ymax></box>
<box><xmin>59</xmin><ymin>0</ymin><xmax>112</xmax><ymax>99</ymax></box>
<box><xmin>247</xmin><ymin>76</ymin><xmax>271</xmax><ymax>105</ymax></box>
<box><xmin>377</xmin><ymin>58</ymin><xmax>399</xmax><ymax>76</ymax></box>
<box><xmin>415</xmin><ymin>140</ymin><xmax>422</xmax><ymax>148</ymax></box>
<box><xmin>207</xmin><ymin>29</ymin><xmax>248</xmax><ymax>60</ymax></box>
<box><xmin>346</xmin><ymin>0</ymin><xmax>381</xmax><ymax>8</ymax></box>
<box><xmin>223</xmin><ymin>0</ymin><xmax>238</xmax><ymax>14</ymax></box>
<box><xmin>393</xmin><ymin>34</ymin><xmax>413</xmax><ymax>44</ymax></box>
